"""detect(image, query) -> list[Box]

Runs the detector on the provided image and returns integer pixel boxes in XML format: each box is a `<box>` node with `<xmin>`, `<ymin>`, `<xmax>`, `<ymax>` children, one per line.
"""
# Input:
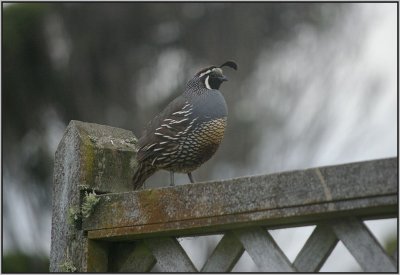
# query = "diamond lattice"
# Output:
<box><xmin>109</xmin><ymin>217</ymin><xmax>397</xmax><ymax>272</ymax></box>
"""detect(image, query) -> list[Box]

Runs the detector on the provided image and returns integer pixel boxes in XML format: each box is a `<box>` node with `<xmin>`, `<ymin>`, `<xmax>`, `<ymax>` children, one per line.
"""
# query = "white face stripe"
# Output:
<box><xmin>199</xmin><ymin>69</ymin><xmax>212</xmax><ymax>78</ymax></box>
<box><xmin>199</xmin><ymin>67</ymin><xmax>224</xmax><ymax>77</ymax></box>
<box><xmin>205</xmin><ymin>75</ymin><xmax>211</xmax><ymax>89</ymax></box>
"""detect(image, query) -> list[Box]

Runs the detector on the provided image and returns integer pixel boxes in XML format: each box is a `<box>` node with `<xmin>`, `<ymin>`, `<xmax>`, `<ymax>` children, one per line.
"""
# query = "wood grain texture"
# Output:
<box><xmin>144</xmin><ymin>237</ymin><xmax>197</xmax><ymax>272</ymax></box>
<box><xmin>108</xmin><ymin>241</ymin><xmax>156</xmax><ymax>272</ymax></box>
<box><xmin>233</xmin><ymin>227</ymin><xmax>295</xmax><ymax>272</ymax></box>
<box><xmin>86</xmin><ymin>240</ymin><xmax>109</xmax><ymax>272</ymax></box>
<box><xmin>84</xmin><ymin>158</ymin><xmax>397</xmax><ymax>240</ymax></box>
<box><xmin>50</xmin><ymin>121</ymin><xmax>138</xmax><ymax>272</ymax></box>
<box><xmin>293</xmin><ymin>224</ymin><xmax>338</xmax><ymax>272</ymax></box>
<box><xmin>201</xmin><ymin>232</ymin><xmax>244</xmax><ymax>272</ymax></box>
<box><xmin>331</xmin><ymin>217</ymin><xmax>397</xmax><ymax>272</ymax></box>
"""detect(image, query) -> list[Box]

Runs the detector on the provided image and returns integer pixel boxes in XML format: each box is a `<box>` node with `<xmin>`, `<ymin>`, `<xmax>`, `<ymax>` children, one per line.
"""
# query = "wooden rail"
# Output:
<box><xmin>50</xmin><ymin>121</ymin><xmax>398</xmax><ymax>272</ymax></box>
<box><xmin>84</xmin><ymin>157</ymin><xmax>396</xmax><ymax>240</ymax></box>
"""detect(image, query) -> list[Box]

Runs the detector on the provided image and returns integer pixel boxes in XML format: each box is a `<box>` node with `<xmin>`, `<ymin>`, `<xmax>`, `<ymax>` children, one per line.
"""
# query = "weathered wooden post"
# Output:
<box><xmin>50</xmin><ymin>120</ymin><xmax>138</xmax><ymax>272</ymax></box>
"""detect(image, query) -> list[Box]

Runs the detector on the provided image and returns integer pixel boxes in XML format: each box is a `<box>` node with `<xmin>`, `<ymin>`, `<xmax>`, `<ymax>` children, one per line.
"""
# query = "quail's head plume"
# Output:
<box><xmin>132</xmin><ymin>61</ymin><xmax>238</xmax><ymax>189</ymax></box>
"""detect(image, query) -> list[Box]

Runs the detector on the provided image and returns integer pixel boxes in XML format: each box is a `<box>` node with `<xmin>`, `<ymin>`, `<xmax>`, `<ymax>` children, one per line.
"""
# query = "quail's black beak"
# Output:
<box><xmin>220</xmin><ymin>75</ymin><xmax>228</xmax><ymax>82</ymax></box>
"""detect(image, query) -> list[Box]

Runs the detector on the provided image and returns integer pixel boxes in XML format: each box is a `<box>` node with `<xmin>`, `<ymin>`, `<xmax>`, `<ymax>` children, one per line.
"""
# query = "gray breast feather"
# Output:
<box><xmin>191</xmin><ymin>91</ymin><xmax>228</xmax><ymax>123</ymax></box>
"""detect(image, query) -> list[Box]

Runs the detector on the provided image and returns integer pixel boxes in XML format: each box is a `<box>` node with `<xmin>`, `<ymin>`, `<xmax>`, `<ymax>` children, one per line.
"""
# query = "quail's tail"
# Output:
<box><xmin>132</xmin><ymin>162</ymin><xmax>156</xmax><ymax>190</ymax></box>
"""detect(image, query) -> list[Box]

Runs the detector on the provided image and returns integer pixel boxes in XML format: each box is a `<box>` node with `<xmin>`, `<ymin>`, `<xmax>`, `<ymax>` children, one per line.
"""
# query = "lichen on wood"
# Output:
<box><xmin>81</xmin><ymin>191</ymin><xmax>100</xmax><ymax>218</ymax></box>
<box><xmin>59</xmin><ymin>260</ymin><xmax>77</xmax><ymax>272</ymax></box>
<box><xmin>67</xmin><ymin>207</ymin><xmax>81</xmax><ymax>228</ymax></box>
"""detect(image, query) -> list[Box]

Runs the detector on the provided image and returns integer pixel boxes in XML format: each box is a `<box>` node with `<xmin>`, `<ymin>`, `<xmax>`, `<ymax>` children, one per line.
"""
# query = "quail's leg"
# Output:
<box><xmin>187</xmin><ymin>172</ymin><xmax>195</xmax><ymax>183</ymax></box>
<box><xmin>170</xmin><ymin>171</ymin><xmax>175</xmax><ymax>186</ymax></box>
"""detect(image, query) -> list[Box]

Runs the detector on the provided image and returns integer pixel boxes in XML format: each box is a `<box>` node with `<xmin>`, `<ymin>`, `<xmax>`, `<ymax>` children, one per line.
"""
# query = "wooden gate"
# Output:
<box><xmin>50</xmin><ymin>121</ymin><xmax>398</xmax><ymax>272</ymax></box>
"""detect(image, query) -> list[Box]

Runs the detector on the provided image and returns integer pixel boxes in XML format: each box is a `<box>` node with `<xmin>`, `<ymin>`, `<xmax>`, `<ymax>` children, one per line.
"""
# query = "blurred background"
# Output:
<box><xmin>2</xmin><ymin>2</ymin><xmax>397</xmax><ymax>272</ymax></box>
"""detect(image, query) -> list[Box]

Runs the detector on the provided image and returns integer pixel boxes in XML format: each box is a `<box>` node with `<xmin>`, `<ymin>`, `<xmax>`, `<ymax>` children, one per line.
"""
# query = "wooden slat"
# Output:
<box><xmin>84</xmin><ymin>158</ymin><xmax>397</xmax><ymax>240</ymax></box>
<box><xmin>233</xmin><ymin>227</ymin><xmax>296</xmax><ymax>272</ymax></box>
<box><xmin>108</xmin><ymin>242</ymin><xmax>156</xmax><ymax>272</ymax></box>
<box><xmin>201</xmin><ymin>232</ymin><xmax>244</xmax><ymax>272</ymax></box>
<box><xmin>293</xmin><ymin>224</ymin><xmax>338</xmax><ymax>272</ymax></box>
<box><xmin>86</xmin><ymin>240</ymin><xmax>109</xmax><ymax>272</ymax></box>
<box><xmin>392</xmin><ymin>249</ymin><xmax>398</xmax><ymax>262</ymax></box>
<box><xmin>144</xmin><ymin>237</ymin><xmax>197</xmax><ymax>272</ymax></box>
<box><xmin>331</xmin><ymin>217</ymin><xmax>397</xmax><ymax>272</ymax></box>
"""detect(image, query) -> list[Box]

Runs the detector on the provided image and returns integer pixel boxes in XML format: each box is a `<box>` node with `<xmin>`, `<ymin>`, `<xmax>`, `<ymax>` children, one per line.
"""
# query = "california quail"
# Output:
<box><xmin>132</xmin><ymin>61</ymin><xmax>238</xmax><ymax>189</ymax></box>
